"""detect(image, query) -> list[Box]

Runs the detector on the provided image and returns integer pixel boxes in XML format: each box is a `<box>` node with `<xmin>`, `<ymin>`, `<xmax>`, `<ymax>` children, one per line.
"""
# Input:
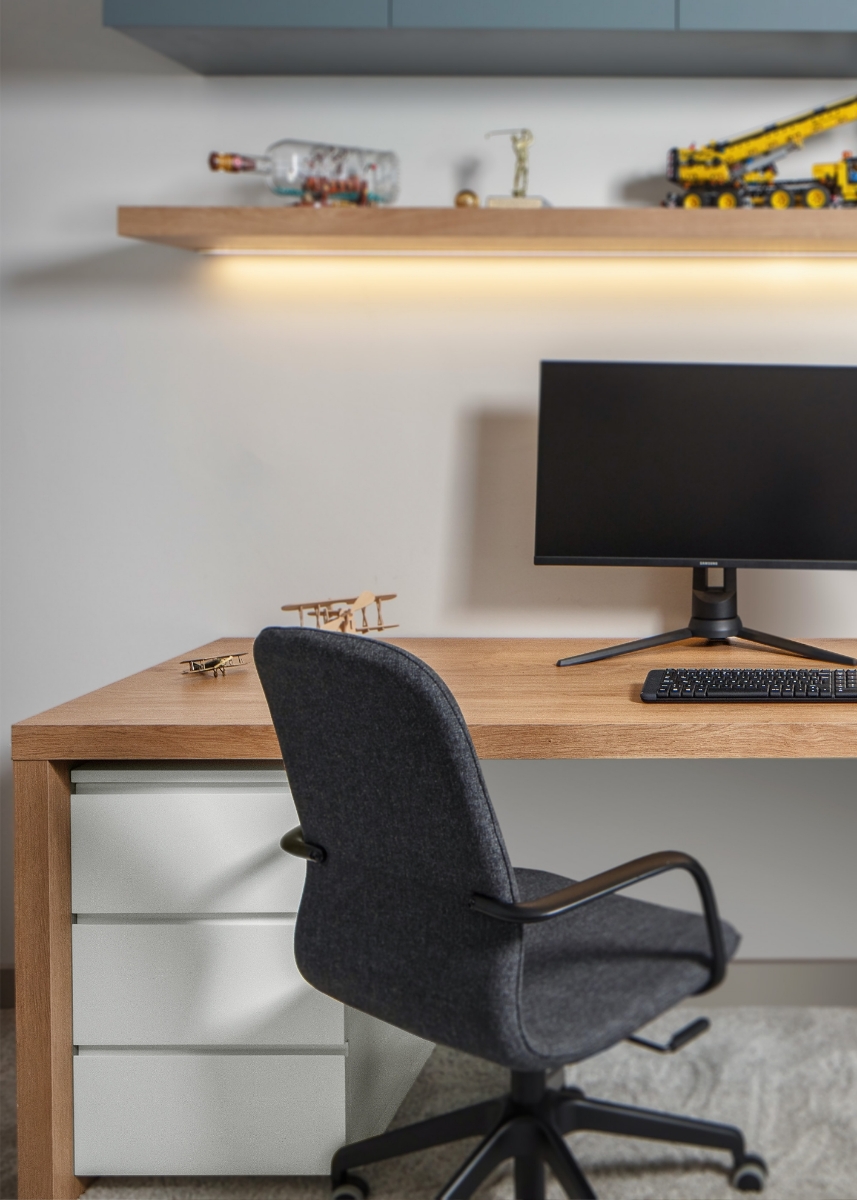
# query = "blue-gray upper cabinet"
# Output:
<box><xmin>679</xmin><ymin>0</ymin><xmax>857</xmax><ymax>32</ymax></box>
<box><xmin>103</xmin><ymin>0</ymin><xmax>857</xmax><ymax>74</ymax></box>
<box><xmin>390</xmin><ymin>0</ymin><xmax>675</xmax><ymax>31</ymax></box>
<box><xmin>103</xmin><ymin>0</ymin><xmax>389</xmax><ymax>29</ymax></box>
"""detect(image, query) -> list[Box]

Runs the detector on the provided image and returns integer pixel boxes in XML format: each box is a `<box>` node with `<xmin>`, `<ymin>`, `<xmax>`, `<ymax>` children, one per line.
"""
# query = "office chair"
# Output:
<box><xmin>254</xmin><ymin>627</ymin><xmax>767</xmax><ymax>1200</ymax></box>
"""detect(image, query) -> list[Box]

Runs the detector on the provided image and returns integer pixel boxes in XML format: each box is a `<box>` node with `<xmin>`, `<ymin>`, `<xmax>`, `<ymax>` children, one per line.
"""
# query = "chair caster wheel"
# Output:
<box><xmin>332</xmin><ymin>1173</ymin><xmax>370</xmax><ymax>1199</ymax></box>
<box><xmin>731</xmin><ymin>1154</ymin><xmax>767</xmax><ymax>1191</ymax></box>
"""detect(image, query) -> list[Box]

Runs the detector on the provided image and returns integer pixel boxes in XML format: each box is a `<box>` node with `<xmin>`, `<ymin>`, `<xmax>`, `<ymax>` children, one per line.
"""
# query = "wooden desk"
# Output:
<box><xmin>13</xmin><ymin>636</ymin><xmax>857</xmax><ymax>1198</ymax></box>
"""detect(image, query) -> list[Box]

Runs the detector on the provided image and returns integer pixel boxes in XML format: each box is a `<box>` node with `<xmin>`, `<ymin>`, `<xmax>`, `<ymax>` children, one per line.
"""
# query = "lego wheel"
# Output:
<box><xmin>716</xmin><ymin>191</ymin><xmax>738</xmax><ymax>208</ymax></box>
<box><xmin>332</xmin><ymin>1174</ymin><xmax>370</xmax><ymax>1199</ymax></box>
<box><xmin>805</xmin><ymin>185</ymin><xmax>831</xmax><ymax>209</ymax></box>
<box><xmin>768</xmin><ymin>189</ymin><xmax>792</xmax><ymax>209</ymax></box>
<box><xmin>682</xmin><ymin>191</ymin><xmax>704</xmax><ymax>208</ymax></box>
<box><xmin>731</xmin><ymin>1154</ymin><xmax>767</xmax><ymax>1192</ymax></box>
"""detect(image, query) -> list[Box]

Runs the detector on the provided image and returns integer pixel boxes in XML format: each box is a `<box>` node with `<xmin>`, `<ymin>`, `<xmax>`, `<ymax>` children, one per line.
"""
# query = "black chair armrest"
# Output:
<box><xmin>471</xmin><ymin>850</ymin><xmax>726</xmax><ymax>990</ymax></box>
<box><xmin>280</xmin><ymin>825</ymin><xmax>326</xmax><ymax>864</ymax></box>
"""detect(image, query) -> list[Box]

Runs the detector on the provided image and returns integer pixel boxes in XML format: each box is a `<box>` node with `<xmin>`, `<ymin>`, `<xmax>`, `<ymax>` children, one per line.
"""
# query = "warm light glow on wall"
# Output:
<box><xmin>205</xmin><ymin>254</ymin><xmax>857</xmax><ymax>310</ymax></box>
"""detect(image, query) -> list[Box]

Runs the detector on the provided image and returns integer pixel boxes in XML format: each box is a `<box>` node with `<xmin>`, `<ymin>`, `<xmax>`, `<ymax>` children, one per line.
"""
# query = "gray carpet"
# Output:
<box><xmin>2</xmin><ymin>1007</ymin><xmax>856</xmax><ymax>1199</ymax></box>
<box><xmin>0</xmin><ymin>1014</ymin><xmax>14</xmax><ymax>1200</ymax></box>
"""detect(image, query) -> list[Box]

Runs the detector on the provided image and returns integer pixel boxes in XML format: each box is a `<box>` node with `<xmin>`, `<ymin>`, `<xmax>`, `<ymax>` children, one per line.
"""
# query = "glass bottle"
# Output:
<box><xmin>209</xmin><ymin>139</ymin><xmax>399</xmax><ymax>206</ymax></box>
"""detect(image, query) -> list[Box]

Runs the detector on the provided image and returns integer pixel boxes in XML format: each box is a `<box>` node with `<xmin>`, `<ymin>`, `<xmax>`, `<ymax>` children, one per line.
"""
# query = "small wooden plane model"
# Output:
<box><xmin>181</xmin><ymin>652</ymin><xmax>247</xmax><ymax>677</ymax></box>
<box><xmin>281</xmin><ymin>591</ymin><xmax>398</xmax><ymax>635</ymax></box>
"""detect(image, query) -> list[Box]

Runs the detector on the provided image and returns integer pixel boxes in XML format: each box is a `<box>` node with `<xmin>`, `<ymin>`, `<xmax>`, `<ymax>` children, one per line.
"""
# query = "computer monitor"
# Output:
<box><xmin>535</xmin><ymin>361</ymin><xmax>857</xmax><ymax>667</ymax></box>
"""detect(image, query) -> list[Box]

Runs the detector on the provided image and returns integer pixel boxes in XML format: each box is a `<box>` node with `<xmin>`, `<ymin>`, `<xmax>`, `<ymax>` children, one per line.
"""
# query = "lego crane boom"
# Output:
<box><xmin>666</xmin><ymin>93</ymin><xmax>857</xmax><ymax>209</ymax></box>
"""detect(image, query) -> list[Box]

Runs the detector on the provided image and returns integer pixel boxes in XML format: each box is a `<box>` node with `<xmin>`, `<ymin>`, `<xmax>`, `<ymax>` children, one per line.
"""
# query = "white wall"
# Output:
<box><xmin>2</xmin><ymin>2</ymin><xmax>855</xmax><ymax>966</ymax></box>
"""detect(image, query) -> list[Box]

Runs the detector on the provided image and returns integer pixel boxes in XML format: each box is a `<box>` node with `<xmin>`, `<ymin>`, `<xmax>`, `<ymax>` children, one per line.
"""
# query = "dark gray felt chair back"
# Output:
<box><xmin>254</xmin><ymin>626</ymin><xmax>528</xmax><ymax>1065</ymax></box>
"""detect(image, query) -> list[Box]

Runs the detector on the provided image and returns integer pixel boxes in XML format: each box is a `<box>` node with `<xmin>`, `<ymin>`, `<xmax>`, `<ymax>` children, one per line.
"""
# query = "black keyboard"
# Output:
<box><xmin>641</xmin><ymin>666</ymin><xmax>857</xmax><ymax>702</ymax></box>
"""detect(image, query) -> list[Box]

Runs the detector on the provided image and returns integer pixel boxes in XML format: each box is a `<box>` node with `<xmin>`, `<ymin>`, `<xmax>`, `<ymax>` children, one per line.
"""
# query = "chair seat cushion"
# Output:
<box><xmin>515</xmin><ymin>867</ymin><xmax>740</xmax><ymax>1065</ymax></box>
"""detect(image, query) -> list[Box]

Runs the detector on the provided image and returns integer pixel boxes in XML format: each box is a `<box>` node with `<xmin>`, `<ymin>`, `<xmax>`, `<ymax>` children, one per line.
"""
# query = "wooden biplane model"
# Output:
<box><xmin>281</xmin><ymin>591</ymin><xmax>397</xmax><ymax>635</ymax></box>
<box><xmin>181</xmin><ymin>652</ymin><xmax>247</xmax><ymax>677</ymax></box>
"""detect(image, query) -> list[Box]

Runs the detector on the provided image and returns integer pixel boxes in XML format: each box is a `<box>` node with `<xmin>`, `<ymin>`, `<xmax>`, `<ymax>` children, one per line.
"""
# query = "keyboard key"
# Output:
<box><xmin>707</xmin><ymin>687</ymin><xmax>770</xmax><ymax>697</ymax></box>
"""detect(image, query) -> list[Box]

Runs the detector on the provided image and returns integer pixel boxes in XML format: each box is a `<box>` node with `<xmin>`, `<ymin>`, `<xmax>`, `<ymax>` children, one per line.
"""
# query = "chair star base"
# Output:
<box><xmin>331</xmin><ymin>1068</ymin><xmax>766</xmax><ymax>1200</ymax></box>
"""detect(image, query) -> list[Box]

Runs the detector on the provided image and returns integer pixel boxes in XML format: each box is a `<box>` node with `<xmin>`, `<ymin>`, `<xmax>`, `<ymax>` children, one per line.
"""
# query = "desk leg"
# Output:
<box><xmin>14</xmin><ymin>761</ymin><xmax>86</xmax><ymax>1199</ymax></box>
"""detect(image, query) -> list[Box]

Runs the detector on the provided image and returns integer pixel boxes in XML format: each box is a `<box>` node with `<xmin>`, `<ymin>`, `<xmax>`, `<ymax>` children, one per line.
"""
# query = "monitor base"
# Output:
<box><xmin>557</xmin><ymin>568</ymin><xmax>857</xmax><ymax>668</ymax></box>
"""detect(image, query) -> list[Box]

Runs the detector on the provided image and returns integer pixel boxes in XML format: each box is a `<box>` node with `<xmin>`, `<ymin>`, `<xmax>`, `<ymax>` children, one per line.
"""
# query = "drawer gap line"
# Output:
<box><xmin>74</xmin><ymin>913</ymin><xmax>297</xmax><ymax>924</ymax></box>
<box><xmin>76</xmin><ymin>1044</ymin><xmax>349</xmax><ymax>1056</ymax></box>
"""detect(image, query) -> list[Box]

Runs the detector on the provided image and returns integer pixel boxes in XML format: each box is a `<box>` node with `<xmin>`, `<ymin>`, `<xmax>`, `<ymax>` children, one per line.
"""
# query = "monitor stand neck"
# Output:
<box><xmin>557</xmin><ymin>568</ymin><xmax>856</xmax><ymax>668</ymax></box>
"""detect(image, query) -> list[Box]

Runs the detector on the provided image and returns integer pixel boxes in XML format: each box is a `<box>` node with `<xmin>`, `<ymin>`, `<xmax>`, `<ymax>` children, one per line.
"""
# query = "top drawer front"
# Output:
<box><xmin>72</xmin><ymin>790</ymin><xmax>303</xmax><ymax>913</ymax></box>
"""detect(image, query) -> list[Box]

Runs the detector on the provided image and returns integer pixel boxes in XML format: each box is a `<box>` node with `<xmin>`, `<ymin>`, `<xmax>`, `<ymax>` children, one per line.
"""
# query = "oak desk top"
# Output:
<box><xmin>12</xmin><ymin>636</ymin><xmax>857</xmax><ymax>760</ymax></box>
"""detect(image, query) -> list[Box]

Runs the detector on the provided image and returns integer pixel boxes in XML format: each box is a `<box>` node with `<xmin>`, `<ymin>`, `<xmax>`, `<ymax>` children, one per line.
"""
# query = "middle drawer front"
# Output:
<box><xmin>73</xmin><ymin>919</ymin><xmax>344</xmax><ymax>1046</ymax></box>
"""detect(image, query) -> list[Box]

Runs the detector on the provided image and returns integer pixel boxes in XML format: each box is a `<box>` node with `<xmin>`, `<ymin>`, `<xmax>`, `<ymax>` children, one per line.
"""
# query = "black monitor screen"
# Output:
<box><xmin>535</xmin><ymin>362</ymin><xmax>857</xmax><ymax>569</ymax></box>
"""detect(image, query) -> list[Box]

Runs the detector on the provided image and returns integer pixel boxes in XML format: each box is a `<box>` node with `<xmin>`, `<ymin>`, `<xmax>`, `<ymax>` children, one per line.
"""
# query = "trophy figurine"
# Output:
<box><xmin>485</xmin><ymin>129</ymin><xmax>549</xmax><ymax>208</ymax></box>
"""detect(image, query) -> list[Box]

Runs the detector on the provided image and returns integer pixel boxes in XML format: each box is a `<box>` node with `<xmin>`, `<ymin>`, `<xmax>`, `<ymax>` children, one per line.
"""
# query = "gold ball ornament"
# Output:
<box><xmin>454</xmin><ymin>189</ymin><xmax>480</xmax><ymax>208</ymax></box>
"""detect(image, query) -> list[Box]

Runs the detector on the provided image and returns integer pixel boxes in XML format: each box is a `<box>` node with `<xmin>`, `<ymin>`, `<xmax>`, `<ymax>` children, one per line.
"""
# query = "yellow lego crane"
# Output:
<box><xmin>666</xmin><ymin>93</ymin><xmax>857</xmax><ymax>209</ymax></box>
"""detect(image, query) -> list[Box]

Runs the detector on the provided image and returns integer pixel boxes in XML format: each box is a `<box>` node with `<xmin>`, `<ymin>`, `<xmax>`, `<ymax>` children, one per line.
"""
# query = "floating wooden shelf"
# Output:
<box><xmin>117</xmin><ymin>205</ymin><xmax>857</xmax><ymax>256</ymax></box>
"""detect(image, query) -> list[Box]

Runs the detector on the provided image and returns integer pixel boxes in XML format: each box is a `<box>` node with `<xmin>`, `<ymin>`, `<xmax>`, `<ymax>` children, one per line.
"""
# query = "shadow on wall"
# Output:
<box><xmin>456</xmin><ymin>408</ymin><xmax>690</xmax><ymax>629</ymax></box>
<box><xmin>1</xmin><ymin>0</ymin><xmax>187</xmax><ymax>75</ymax></box>
<box><xmin>619</xmin><ymin>173</ymin><xmax>671</xmax><ymax>207</ymax></box>
<box><xmin>5</xmin><ymin>244</ymin><xmax>199</xmax><ymax>294</ymax></box>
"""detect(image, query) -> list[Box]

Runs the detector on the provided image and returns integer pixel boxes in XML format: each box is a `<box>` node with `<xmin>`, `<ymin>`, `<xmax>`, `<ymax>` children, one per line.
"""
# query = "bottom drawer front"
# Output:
<box><xmin>74</xmin><ymin>1053</ymin><xmax>345</xmax><ymax>1175</ymax></box>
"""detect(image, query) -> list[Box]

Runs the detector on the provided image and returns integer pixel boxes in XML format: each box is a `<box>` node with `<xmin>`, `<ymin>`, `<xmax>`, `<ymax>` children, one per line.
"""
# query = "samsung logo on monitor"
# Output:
<box><xmin>699</xmin><ymin>561</ymin><xmax>719</xmax><ymax>566</ymax></box>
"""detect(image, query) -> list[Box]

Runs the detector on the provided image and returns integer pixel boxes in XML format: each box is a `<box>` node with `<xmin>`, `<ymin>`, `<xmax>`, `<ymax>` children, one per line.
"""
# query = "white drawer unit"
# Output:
<box><xmin>70</xmin><ymin>765</ymin><xmax>433</xmax><ymax>1176</ymax></box>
